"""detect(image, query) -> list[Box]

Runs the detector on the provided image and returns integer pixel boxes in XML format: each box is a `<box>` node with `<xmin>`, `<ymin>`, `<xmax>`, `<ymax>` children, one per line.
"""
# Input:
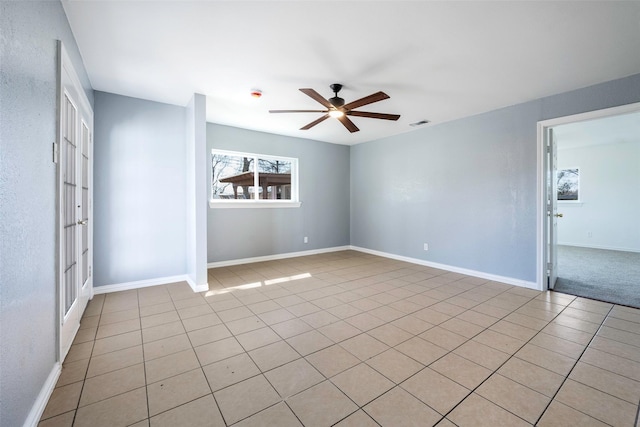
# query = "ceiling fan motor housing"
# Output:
<box><xmin>329</xmin><ymin>96</ymin><xmax>345</xmax><ymax>108</ymax></box>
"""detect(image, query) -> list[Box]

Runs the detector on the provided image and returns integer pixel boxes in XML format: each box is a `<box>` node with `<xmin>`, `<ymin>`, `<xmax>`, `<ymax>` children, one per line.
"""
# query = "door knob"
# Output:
<box><xmin>77</xmin><ymin>220</ymin><xmax>88</xmax><ymax>225</ymax></box>
<box><xmin>554</xmin><ymin>213</ymin><xmax>563</xmax><ymax>218</ymax></box>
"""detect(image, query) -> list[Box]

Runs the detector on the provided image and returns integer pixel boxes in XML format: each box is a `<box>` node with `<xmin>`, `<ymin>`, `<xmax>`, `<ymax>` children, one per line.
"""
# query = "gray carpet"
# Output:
<box><xmin>554</xmin><ymin>245</ymin><xmax>640</xmax><ymax>308</ymax></box>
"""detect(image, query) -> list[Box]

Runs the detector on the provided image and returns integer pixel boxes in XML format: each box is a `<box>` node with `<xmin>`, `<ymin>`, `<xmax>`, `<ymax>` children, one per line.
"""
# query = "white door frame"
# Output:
<box><xmin>548</xmin><ymin>127</ymin><xmax>559</xmax><ymax>290</ymax></box>
<box><xmin>536</xmin><ymin>101</ymin><xmax>640</xmax><ymax>291</ymax></box>
<box><xmin>57</xmin><ymin>41</ymin><xmax>94</xmax><ymax>362</ymax></box>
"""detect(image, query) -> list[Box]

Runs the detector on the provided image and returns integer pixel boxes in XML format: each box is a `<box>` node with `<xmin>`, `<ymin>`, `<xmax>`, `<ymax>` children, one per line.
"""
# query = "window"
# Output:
<box><xmin>557</xmin><ymin>167</ymin><xmax>580</xmax><ymax>202</ymax></box>
<box><xmin>210</xmin><ymin>149</ymin><xmax>300</xmax><ymax>208</ymax></box>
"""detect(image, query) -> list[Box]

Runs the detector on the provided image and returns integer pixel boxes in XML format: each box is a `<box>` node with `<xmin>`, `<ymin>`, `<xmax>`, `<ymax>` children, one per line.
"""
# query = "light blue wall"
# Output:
<box><xmin>351</xmin><ymin>73</ymin><xmax>640</xmax><ymax>284</ymax></box>
<box><xmin>93</xmin><ymin>92</ymin><xmax>188</xmax><ymax>286</ymax></box>
<box><xmin>0</xmin><ymin>2</ymin><xmax>93</xmax><ymax>426</ymax></box>
<box><xmin>207</xmin><ymin>124</ymin><xmax>350</xmax><ymax>262</ymax></box>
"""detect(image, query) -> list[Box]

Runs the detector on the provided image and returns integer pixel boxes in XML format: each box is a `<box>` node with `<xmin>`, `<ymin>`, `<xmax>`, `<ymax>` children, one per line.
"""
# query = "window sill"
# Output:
<box><xmin>209</xmin><ymin>201</ymin><xmax>302</xmax><ymax>209</ymax></box>
<box><xmin>558</xmin><ymin>201</ymin><xmax>583</xmax><ymax>206</ymax></box>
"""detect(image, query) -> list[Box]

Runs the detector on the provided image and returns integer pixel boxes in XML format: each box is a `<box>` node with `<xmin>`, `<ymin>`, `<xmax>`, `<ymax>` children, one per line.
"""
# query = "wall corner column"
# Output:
<box><xmin>186</xmin><ymin>93</ymin><xmax>208</xmax><ymax>292</ymax></box>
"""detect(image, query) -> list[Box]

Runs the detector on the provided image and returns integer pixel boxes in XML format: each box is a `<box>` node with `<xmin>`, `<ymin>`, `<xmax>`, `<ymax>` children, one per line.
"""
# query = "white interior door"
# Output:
<box><xmin>547</xmin><ymin>128</ymin><xmax>559</xmax><ymax>289</ymax></box>
<box><xmin>59</xmin><ymin>43</ymin><xmax>93</xmax><ymax>361</ymax></box>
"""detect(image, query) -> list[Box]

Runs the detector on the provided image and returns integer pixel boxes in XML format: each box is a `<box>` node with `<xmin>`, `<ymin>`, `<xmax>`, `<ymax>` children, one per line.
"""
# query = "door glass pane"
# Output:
<box><xmin>63</xmin><ymin>95</ymin><xmax>78</xmax><ymax>314</ymax></box>
<box><xmin>81</xmin><ymin>123</ymin><xmax>90</xmax><ymax>285</ymax></box>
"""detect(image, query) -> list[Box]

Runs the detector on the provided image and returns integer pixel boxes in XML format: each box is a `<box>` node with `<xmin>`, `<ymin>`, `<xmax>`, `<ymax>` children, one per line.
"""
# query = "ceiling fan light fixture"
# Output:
<box><xmin>329</xmin><ymin>110</ymin><xmax>344</xmax><ymax>118</ymax></box>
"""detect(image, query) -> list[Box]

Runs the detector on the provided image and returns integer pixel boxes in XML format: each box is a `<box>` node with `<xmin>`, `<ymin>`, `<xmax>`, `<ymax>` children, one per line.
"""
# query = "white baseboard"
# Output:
<box><xmin>207</xmin><ymin>246</ymin><xmax>351</xmax><ymax>269</ymax></box>
<box><xmin>93</xmin><ymin>274</ymin><xmax>191</xmax><ymax>295</ymax></box>
<box><xmin>350</xmin><ymin>246</ymin><xmax>539</xmax><ymax>291</ymax></box>
<box><xmin>558</xmin><ymin>242</ymin><xmax>640</xmax><ymax>253</ymax></box>
<box><xmin>23</xmin><ymin>362</ymin><xmax>61</xmax><ymax>427</ymax></box>
<box><xmin>207</xmin><ymin>245</ymin><xmax>538</xmax><ymax>290</ymax></box>
<box><xmin>185</xmin><ymin>275</ymin><xmax>209</xmax><ymax>293</ymax></box>
<box><xmin>193</xmin><ymin>283</ymin><xmax>209</xmax><ymax>292</ymax></box>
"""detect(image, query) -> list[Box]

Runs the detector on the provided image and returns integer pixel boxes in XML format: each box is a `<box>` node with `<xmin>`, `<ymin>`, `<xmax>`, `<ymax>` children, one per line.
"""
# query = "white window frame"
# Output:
<box><xmin>209</xmin><ymin>149</ymin><xmax>301</xmax><ymax>208</ymax></box>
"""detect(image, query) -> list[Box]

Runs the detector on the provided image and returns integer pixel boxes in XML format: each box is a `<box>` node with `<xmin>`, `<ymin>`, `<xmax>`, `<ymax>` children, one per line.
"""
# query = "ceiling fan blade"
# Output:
<box><xmin>300</xmin><ymin>114</ymin><xmax>330</xmax><ymax>130</ymax></box>
<box><xmin>270</xmin><ymin>110</ymin><xmax>328</xmax><ymax>113</ymax></box>
<box><xmin>347</xmin><ymin>111</ymin><xmax>400</xmax><ymax>121</ymax></box>
<box><xmin>337</xmin><ymin>115</ymin><xmax>360</xmax><ymax>133</ymax></box>
<box><xmin>300</xmin><ymin>88</ymin><xmax>333</xmax><ymax>109</ymax></box>
<box><xmin>342</xmin><ymin>91</ymin><xmax>390</xmax><ymax>111</ymax></box>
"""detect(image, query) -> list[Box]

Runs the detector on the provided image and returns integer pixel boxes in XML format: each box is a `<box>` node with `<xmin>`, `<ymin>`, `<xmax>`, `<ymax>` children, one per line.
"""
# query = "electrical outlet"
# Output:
<box><xmin>587</xmin><ymin>231</ymin><xmax>593</xmax><ymax>238</ymax></box>
<box><xmin>423</xmin><ymin>243</ymin><xmax>429</xmax><ymax>251</ymax></box>
<box><xmin>304</xmin><ymin>236</ymin><xmax>308</xmax><ymax>244</ymax></box>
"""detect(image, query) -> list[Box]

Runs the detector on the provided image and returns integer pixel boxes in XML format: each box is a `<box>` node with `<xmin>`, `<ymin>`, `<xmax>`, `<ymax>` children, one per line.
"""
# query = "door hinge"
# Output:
<box><xmin>52</xmin><ymin>142</ymin><xmax>58</xmax><ymax>163</ymax></box>
<box><xmin>89</xmin><ymin>266</ymin><xmax>92</xmax><ymax>277</ymax></box>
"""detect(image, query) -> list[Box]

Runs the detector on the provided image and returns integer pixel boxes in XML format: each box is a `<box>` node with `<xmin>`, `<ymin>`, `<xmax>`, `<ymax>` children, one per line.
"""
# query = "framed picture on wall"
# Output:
<box><xmin>557</xmin><ymin>167</ymin><xmax>580</xmax><ymax>201</ymax></box>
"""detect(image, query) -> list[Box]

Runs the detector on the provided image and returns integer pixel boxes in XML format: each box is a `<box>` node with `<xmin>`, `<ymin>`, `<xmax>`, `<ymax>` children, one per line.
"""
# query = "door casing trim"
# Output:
<box><xmin>536</xmin><ymin>102</ymin><xmax>640</xmax><ymax>291</ymax></box>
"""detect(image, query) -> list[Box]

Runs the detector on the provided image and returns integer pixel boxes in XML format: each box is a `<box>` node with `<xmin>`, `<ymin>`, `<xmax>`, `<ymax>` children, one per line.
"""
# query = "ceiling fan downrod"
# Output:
<box><xmin>329</xmin><ymin>83</ymin><xmax>345</xmax><ymax>108</ymax></box>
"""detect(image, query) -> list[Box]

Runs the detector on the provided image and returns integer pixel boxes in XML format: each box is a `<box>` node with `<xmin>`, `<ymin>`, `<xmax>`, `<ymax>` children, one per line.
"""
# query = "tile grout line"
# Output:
<box><xmin>427</xmin><ymin>290</ymin><xmax>581</xmax><ymax>425</ymax></box>
<box><xmin>42</xmin><ymin>253</ymin><xmax>640</xmax><ymax>426</ymax></box>
<box><xmin>532</xmin><ymin>303</ymin><xmax>616</xmax><ymax>426</ymax></box>
<box><xmin>225</xmin><ymin>260</ymin><xmax>624</xmax><ymax>424</ymax></box>
<box><xmin>172</xmin><ymin>287</ymin><xmax>231</xmax><ymax>427</ymax></box>
<box><xmin>87</xmin><ymin>267</ymin><xmax>432</xmax><ymax>423</ymax></box>
<box><xmin>211</xmin><ymin>259</ymin><xmax>454</xmax><ymax>425</ymax></box>
<box><xmin>216</xmin><ymin>254</ymin><xmax>371</xmax><ymax>425</ymax></box>
<box><xmin>139</xmin><ymin>288</ymin><xmax>151</xmax><ymax>425</ymax></box>
<box><xmin>228</xmin><ymin>263</ymin><xmax>557</xmax><ymax>426</ymax></box>
<box><xmin>322</xmin><ymin>283</ymin><xmax>555</xmax><ymax>426</ymax></box>
<box><xmin>69</xmin><ymin>295</ymin><xmax>104</xmax><ymax>426</ymax></box>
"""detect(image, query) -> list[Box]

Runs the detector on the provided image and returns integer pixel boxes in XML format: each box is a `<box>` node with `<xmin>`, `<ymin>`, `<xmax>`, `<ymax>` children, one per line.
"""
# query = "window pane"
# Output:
<box><xmin>210</xmin><ymin>150</ymin><xmax>299</xmax><ymax>206</ymax></box>
<box><xmin>212</xmin><ymin>154</ymin><xmax>256</xmax><ymax>199</ymax></box>
<box><xmin>258</xmin><ymin>158</ymin><xmax>292</xmax><ymax>200</ymax></box>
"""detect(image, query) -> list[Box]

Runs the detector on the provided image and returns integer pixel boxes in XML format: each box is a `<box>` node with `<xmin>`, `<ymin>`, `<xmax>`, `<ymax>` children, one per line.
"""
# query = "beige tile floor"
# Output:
<box><xmin>39</xmin><ymin>251</ymin><xmax>640</xmax><ymax>427</ymax></box>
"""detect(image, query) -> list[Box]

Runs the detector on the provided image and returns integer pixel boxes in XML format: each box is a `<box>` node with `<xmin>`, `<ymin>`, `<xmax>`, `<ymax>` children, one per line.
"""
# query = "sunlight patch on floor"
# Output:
<box><xmin>205</xmin><ymin>272</ymin><xmax>312</xmax><ymax>297</ymax></box>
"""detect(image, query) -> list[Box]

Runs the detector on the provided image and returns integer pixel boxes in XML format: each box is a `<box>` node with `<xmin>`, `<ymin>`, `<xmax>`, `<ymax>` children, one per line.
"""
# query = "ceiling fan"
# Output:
<box><xmin>269</xmin><ymin>83</ymin><xmax>400</xmax><ymax>133</ymax></box>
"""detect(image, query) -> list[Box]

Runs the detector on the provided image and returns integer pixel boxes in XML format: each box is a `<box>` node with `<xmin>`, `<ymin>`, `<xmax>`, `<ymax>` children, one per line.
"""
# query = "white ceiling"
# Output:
<box><xmin>62</xmin><ymin>1</ymin><xmax>640</xmax><ymax>146</ymax></box>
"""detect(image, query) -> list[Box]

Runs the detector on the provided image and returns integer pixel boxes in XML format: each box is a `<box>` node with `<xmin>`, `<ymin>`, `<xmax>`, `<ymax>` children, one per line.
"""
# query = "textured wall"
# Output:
<box><xmin>0</xmin><ymin>2</ymin><xmax>92</xmax><ymax>426</ymax></box>
<box><xmin>351</xmin><ymin>73</ymin><xmax>640</xmax><ymax>284</ymax></box>
<box><xmin>93</xmin><ymin>92</ymin><xmax>188</xmax><ymax>286</ymax></box>
<box><xmin>558</xmin><ymin>140</ymin><xmax>640</xmax><ymax>251</ymax></box>
<box><xmin>351</xmin><ymin>102</ymin><xmax>540</xmax><ymax>281</ymax></box>
<box><xmin>207</xmin><ymin>124</ymin><xmax>350</xmax><ymax>262</ymax></box>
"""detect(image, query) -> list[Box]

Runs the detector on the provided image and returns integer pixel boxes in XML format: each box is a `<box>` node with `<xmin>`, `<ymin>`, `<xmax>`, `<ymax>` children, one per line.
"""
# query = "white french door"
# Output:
<box><xmin>58</xmin><ymin>42</ymin><xmax>93</xmax><ymax>361</ymax></box>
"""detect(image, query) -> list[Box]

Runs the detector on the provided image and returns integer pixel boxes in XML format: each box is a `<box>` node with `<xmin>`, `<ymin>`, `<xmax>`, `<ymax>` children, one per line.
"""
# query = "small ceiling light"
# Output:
<box><xmin>250</xmin><ymin>89</ymin><xmax>262</xmax><ymax>98</ymax></box>
<box><xmin>329</xmin><ymin>110</ymin><xmax>344</xmax><ymax>118</ymax></box>
<box><xmin>409</xmin><ymin>120</ymin><xmax>430</xmax><ymax>127</ymax></box>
